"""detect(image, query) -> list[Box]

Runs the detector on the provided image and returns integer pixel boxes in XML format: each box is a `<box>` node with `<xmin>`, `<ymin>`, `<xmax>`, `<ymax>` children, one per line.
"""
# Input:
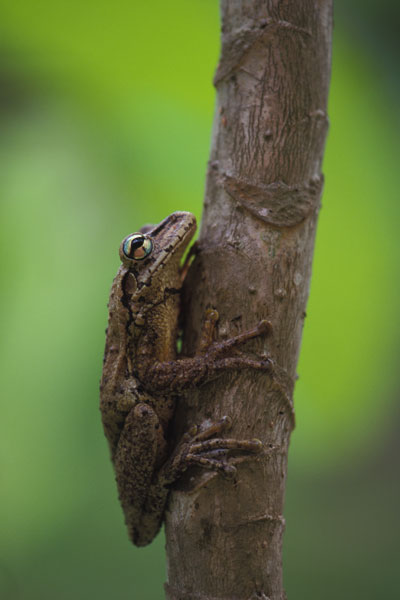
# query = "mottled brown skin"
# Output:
<box><xmin>100</xmin><ymin>211</ymin><xmax>273</xmax><ymax>546</ymax></box>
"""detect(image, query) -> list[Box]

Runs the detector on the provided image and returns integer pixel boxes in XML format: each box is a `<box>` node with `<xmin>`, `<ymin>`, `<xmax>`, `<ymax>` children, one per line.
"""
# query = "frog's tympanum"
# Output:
<box><xmin>100</xmin><ymin>211</ymin><xmax>272</xmax><ymax>546</ymax></box>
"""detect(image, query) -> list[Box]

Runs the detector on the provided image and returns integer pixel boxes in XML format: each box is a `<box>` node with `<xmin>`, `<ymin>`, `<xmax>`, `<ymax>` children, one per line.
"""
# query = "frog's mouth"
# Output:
<box><xmin>135</xmin><ymin>211</ymin><xmax>197</xmax><ymax>288</ymax></box>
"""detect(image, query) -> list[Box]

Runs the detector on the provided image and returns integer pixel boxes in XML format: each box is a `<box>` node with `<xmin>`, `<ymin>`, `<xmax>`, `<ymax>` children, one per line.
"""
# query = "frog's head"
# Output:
<box><xmin>118</xmin><ymin>211</ymin><xmax>197</xmax><ymax>307</ymax></box>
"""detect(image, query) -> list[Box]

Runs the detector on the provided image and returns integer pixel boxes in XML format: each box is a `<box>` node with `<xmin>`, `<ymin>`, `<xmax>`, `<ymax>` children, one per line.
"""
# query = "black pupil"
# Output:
<box><xmin>129</xmin><ymin>237</ymin><xmax>144</xmax><ymax>256</ymax></box>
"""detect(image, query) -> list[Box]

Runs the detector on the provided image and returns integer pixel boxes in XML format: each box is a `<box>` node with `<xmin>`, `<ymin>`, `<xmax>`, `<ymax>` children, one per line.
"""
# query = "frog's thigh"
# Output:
<box><xmin>114</xmin><ymin>403</ymin><xmax>161</xmax><ymax>516</ymax></box>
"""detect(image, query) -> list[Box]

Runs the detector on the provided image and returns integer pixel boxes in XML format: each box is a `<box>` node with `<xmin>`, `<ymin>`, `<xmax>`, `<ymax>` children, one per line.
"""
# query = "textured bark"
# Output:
<box><xmin>165</xmin><ymin>2</ymin><xmax>332</xmax><ymax>599</ymax></box>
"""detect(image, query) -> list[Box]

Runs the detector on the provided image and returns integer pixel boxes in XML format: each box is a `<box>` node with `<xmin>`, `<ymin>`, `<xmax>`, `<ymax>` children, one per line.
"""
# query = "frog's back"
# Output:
<box><xmin>100</xmin><ymin>268</ymin><xmax>140</xmax><ymax>458</ymax></box>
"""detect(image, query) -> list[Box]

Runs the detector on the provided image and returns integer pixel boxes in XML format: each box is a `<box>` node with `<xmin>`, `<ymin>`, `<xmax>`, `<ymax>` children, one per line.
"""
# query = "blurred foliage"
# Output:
<box><xmin>0</xmin><ymin>1</ymin><xmax>398</xmax><ymax>599</ymax></box>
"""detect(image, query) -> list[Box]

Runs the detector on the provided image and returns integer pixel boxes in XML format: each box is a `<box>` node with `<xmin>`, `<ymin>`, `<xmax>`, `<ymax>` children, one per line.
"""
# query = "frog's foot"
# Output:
<box><xmin>167</xmin><ymin>416</ymin><xmax>262</xmax><ymax>481</ymax></box>
<box><xmin>198</xmin><ymin>309</ymin><xmax>272</xmax><ymax>358</ymax></box>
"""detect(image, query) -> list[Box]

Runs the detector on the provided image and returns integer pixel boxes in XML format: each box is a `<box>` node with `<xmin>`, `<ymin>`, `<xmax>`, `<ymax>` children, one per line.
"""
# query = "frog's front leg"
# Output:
<box><xmin>143</xmin><ymin>312</ymin><xmax>273</xmax><ymax>393</ymax></box>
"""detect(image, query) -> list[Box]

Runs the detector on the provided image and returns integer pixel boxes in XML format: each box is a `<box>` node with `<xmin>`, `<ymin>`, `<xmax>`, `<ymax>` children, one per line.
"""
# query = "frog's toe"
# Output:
<box><xmin>186</xmin><ymin>453</ymin><xmax>237</xmax><ymax>477</ymax></box>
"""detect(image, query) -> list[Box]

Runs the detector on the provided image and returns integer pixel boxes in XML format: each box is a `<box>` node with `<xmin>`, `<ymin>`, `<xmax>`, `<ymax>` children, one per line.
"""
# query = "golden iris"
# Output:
<box><xmin>123</xmin><ymin>235</ymin><xmax>153</xmax><ymax>260</ymax></box>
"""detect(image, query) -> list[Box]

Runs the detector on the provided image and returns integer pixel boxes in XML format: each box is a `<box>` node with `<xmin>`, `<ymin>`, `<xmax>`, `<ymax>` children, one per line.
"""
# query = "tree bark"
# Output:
<box><xmin>165</xmin><ymin>2</ymin><xmax>332</xmax><ymax>599</ymax></box>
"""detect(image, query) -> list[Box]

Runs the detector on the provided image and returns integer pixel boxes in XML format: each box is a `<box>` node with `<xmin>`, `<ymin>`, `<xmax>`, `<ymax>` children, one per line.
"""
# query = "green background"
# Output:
<box><xmin>0</xmin><ymin>1</ymin><xmax>398</xmax><ymax>598</ymax></box>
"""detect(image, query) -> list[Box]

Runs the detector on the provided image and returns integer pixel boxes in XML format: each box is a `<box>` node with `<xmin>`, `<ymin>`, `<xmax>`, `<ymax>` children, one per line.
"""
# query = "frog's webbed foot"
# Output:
<box><xmin>194</xmin><ymin>309</ymin><xmax>274</xmax><ymax>377</ymax></box>
<box><xmin>166</xmin><ymin>416</ymin><xmax>262</xmax><ymax>481</ymax></box>
<box><xmin>199</xmin><ymin>309</ymin><xmax>272</xmax><ymax>358</ymax></box>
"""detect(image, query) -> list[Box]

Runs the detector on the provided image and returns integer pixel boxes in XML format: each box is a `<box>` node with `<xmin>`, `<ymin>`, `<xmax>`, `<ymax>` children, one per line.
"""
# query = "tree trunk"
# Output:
<box><xmin>165</xmin><ymin>1</ymin><xmax>333</xmax><ymax>599</ymax></box>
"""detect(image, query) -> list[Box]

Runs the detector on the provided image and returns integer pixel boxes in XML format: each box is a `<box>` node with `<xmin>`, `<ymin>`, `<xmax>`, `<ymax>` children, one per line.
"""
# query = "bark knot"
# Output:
<box><xmin>221</xmin><ymin>171</ymin><xmax>323</xmax><ymax>227</ymax></box>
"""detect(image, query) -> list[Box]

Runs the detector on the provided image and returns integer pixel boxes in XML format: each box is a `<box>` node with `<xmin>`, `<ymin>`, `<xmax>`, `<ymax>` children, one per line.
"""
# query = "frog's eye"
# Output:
<box><xmin>122</xmin><ymin>234</ymin><xmax>153</xmax><ymax>260</ymax></box>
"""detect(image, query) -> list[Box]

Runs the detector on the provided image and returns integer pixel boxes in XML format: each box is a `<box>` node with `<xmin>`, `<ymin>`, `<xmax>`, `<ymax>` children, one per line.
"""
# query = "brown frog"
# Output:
<box><xmin>100</xmin><ymin>211</ymin><xmax>272</xmax><ymax>546</ymax></box>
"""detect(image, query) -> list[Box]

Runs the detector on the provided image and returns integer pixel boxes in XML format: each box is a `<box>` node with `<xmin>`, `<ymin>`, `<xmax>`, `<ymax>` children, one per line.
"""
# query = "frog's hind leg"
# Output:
<box><xmin>159</xmin><ymin>416</ymin><xmax>262</xmax><ymax>484</ymax></box>
<box><xmin>113</xmin><ymin>403</ymin><xmax>166</xmax><ymax>546</ymax></box>
<box><xmin>133</xmin><ymin>416</ymin><xmax>264</xmax><ymax>545</ymax></box>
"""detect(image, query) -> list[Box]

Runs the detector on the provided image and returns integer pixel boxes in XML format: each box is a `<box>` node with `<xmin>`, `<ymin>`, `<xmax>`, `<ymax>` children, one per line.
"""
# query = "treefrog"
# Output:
<box><xmin>100</xmin><ymin>211</ymin><xmax>272</xmax><ymax>546</ymax></box>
